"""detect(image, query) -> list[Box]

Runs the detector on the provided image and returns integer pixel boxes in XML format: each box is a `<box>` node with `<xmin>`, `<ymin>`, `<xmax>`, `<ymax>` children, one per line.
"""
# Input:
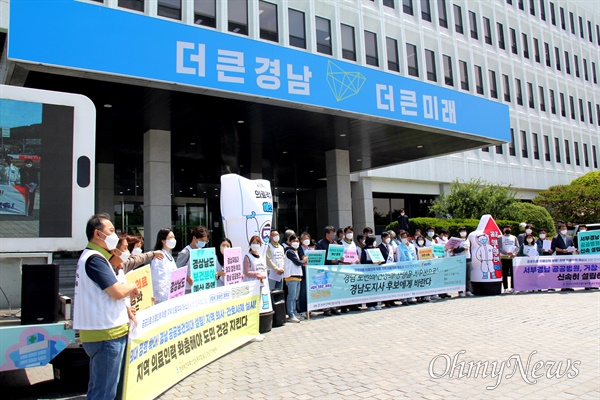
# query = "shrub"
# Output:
<box><xmin>504</xmin><ymin>202</ymin><xmax>555</xmax><ymax>233</ymax></box>
<box><xmin>386</xmin><ymin>217</ymin><xmax>520</xmax><ymax>237</ymax></box>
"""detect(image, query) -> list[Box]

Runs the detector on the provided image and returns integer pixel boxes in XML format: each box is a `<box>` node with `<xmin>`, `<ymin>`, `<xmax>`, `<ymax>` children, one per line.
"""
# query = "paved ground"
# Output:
<box><xmin>3</xmin><ymin>290</ymin><xmax>599</xmax><ymax>399</ymax></box>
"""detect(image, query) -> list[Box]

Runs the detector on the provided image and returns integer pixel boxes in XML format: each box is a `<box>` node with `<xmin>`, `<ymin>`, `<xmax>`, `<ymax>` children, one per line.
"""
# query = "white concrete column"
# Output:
<box><xmin>326</xmin><ymin>149</ymin><xmax>352</xmax><ymax>229</ymax></box>
<box><xmin>96</xmin><ymin>163</ymin><xmax>114</xmax><ymax>216</ymax></box>
<box><xmin>143</xmin><ymin>129</ymin><xmax>172</xmax><ymax>249</ymax></box>
<box><xmin>351</xmin><ymin>177</ymin><xmax>375</xmax><ymax>232</ymax></box>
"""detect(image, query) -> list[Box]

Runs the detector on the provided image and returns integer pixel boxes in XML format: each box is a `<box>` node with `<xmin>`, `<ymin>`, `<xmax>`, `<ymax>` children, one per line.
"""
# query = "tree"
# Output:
<box><xmin>533</xmin><ymin>173</ymin><xmax>600</xmax><ymax>224</ymax></box>
<box><xmin>504</xmin><ymin>202</ymin><xmax>555</xmax><ymax>233</ymax></box>
<box><xmin>429</xmin><ymin>178</ymin><xmax>518</xmax><ymax>219</ymax></box>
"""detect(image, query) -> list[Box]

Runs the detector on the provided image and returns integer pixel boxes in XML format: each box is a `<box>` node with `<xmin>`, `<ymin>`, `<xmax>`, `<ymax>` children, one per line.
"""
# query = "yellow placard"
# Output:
<box><xmin>125</xmin><ymin>265</ymin><xmax>154</xmax><ymax>311</ymax></box>
<box><xmin>418</xmin><ymin>247</ymin><xmax>434</xmax><ymax>260</ymax></box>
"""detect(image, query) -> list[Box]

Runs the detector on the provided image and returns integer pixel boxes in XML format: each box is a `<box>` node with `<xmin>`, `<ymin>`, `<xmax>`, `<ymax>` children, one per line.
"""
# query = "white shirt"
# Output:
<box><xmin>151</xmin><ymin>249</ymin><xmax>178</xmax><ymax>304</ymax></box>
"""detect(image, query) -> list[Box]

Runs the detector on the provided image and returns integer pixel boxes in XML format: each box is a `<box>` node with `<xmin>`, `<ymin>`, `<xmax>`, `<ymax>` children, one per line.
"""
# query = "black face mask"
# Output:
<box><xmin>504</xmin><ymin>230</ymin><xmax>511</xmax><ymax>235</ymax></box>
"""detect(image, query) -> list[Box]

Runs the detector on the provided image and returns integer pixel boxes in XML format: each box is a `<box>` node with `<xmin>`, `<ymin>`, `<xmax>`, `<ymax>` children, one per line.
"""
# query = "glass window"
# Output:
<box><xmin>575</xmin><ymin>142</ymin><xmax>580</xmax><ymax>165</ymax></box>
<box><xmin>583</xmin><ymin>59</ymin><xmax>588</xmax><ymax>81</ymax></box>
<box><xmin>544</xmin><ymin>42</ymin><xmax>551</xmax><ymax>67</ymax></box>
<box><xmin>521</xmin><ymin>130</ymin><xmax>528</xmax><ymax>158</ymax></box>
<box><xmin>288</xmin><ymin>9</ymin><xmax>306</xmax><ymax>49</ymax></box>
<box><xmin>527</xmin><ymin>82</ymin><xmax>534</xmax><ymax>108</ymax></box>
<box><xmin>421</xmin><ymin>0</ymin><xmax>432</xmax><ymax>22</ymax></box>
<box><xmin>555</xmin><ymin>47</ymin><xmax>561</xmax><ymax>70</ymax></box>
<box><xmin>588</xmin><ymin>102</ymin><xmax>594</xmax><ymax>124</ymax></box>
<box><xmin>589</xmin><ymin>21</ymin><xmax>593</xmax><ymax>42</ymax></box>
<box><xmin>341</xmin><ymin>24</ymin><xmax>356</xmax><ymax>61</ymax></box>
<box><xmin>316</xmin><ymin>17</ymin><xmax>332</xmax><ymax>55</ymax></box>
<box><xmin>383</xmin><ymin>0</ymin><xmax>395</xmax><ymax>9</ymax></box>
<box><xmin>365</xmin><ymin>31</ymin><xmax>379</xmax><ymax>67</ymax></box>
<box><xmin>574</xmin><ymin>55</ymin><xmax>580</xmax><ymax>78</ymax></box>
<box><xmin>533</xmin><ymin>38</ymin><xmax>540</xmax><ymax>63</ymax></box>
<box><xmin>544</xmin><ymin>135</ymin><xmax>551</xmax><ymax>161</ymax></box>
<box><xmin>594</xmin><ymin>145</ymin><xmax>598</xmax><ymax>168</ymax></box>
<box><xmin>406</xmin><ymin>43</ymin><xmax>419</xmax><ymax>77</ymax></box>
<box><xmin>518</xmin><ymin>0</ymin><xmax>524</xmax><ymax>11</ymax></box>
<box><xmin>597</xmin><ymin>105</ymin><xmax>600</xmax><ymax>126</ymax></box>
<box><xmin>483</xmin><ymin>17</ymin><xmax>492</xmax><ymax>45</ymax></box>
<box><xmin>438</xmin><ymin>0</ymin><xmax>448</xmax><ymax>28</ymax></box>
<box><xmin>529</xmin><ymin>0</ymin><xmax>535</xmax><ymax>15</ymax></box>
<box><xmin>510</xmin><ymin>28</ymin><xmax>517</xmax><ymax>54</ymax></box>
<box><xmin>597</xmin><ymin>25</ymin><xmax>600</xmax><ymax>46</ymax></box>
<box><xmin>386</xmin><ymin>37</ymin><xmax>400</xmax><ymax>72</ymax></box>
<box><xmin>403</xmin><ymin>0</ymin><xmax>414</xmax><ymax>15</ymax></box>
<box><xmin>564</xmin><ymin>140</ymin><xmax>571</xmax><ymax>164</ymax></box>
<box><xmin>560</xmin><ymin>93</ymin><xmax>566</xmax><ymax>117</ymax></box>
<box><xmin>593</xmin><ymin>62</ymin><xmax>598</xmax><ymax>84</ymax></box>
<box><xmin>539</xmin><ymin>86</ymin><xmax>545</xmax><ymax>111</ymax></box>
<box><xmin>194</xmin><ymin>0</ymin><xmax>216</xmax><ymax>28</ymax></box>
<box><xmin>475</xmin><ymin>65</ymin><xmax>484</xmax><ymax>94</ymax></box>
<box><xmin>425</xmin><ymin>49</ymin><xmax>437</xmax><ymax>82</ymax></box>
<box><xmin>569</xmin><ymin>12</ymin><xmax>575</xmax><ymax>34</ymax></box>
<box><xmin>583</xmin><ymin>143</ymin><xmax>589</xmax><ymax>167</ymax></box>
<box><xmin>532</xmin><ymin>133</ymin><xmax>539</xmax><ymax>160</ymax></box>
<box><xmin>516</xmin><ymin>78</ymin><xmax>523</xmax><ymax>105</ymax></box>
<box><xmin>158</xmin><ymin>0</ymin><xmax>181</xmax><ymax>20</ymax></box>
<box><xmin>496</xmin><ymin>143</ymin><xmax>503</xmax><ymax>154</ymax></box>
<box><xmin>550</xmin><ymin>2</ymin><xmax>556</xmax><ymax>25</ymax></box>
<box><xmin>443</xmin><ymin>55</ymin><xmax>453</xmax><ymax>86</ymax></box>
<box><xmin>497</xmin><ymin>23</ymin><xmax>505</xmax><ymax>50</ymax></box>
<box><xmin>569</xmin><ymin>96</ymin><xmax>575</xmax><ymax>119</ymax></box>
<box><xmin>469</xmin><ymin>11</ymin><xmax>478</xmax><ymax>40</ymax></box>
<box><xmin>259</xmin><ymin>1</ymin><xmax>278</xmax><ymax>42</ymax></box>
<box><xmin>540</xmin><ymin>0</ymin><xmax>546</xmax><ymax>20</ymax></box>
<box><xmin>228</xmin><ymin>0</ymin><xmax>248</xmax><ymax>35</ymax></box>
<box><xmin>579</xmin><ymin>16</ymin><xmax>584</xmax><ymax>38</ymax></box>
<box><xmin>454</xmin><ymin>5</ymin><xmax>463</xmax><ymax>34</ymax></box>
<box><xmin>489</xmin><ymin>70</ymin><xmax>498</xmax><ymax>99</ymax></box>
<box><xmin>555</xmin><ymin>137</ymin><xmax>561</xmax><ymax>163</ymax></box>
<box><xmin>509</xmin><ymin>129</ymin><xmax>516</xmax><ymax>156</ymax></box>
<box><xmin>503</xmin><ymin>74</ymin><xmax>511</xmax><ymax>102</ymax></box>
<box><xmin>118</xmin><ymin>0</ymin><xmax>144</xmax><ymax>12</ymax></box>
<box><xmin>565</xmin><ymin>51</ymin><xmax>570</xmax><ymax>74</ymax></box>
<box><xmin>550</xmin><ymin>89</ymin><xmax>556</xmax><ymax>114</ymax></box>
<box><xmin>560</xmin><ymin>7</ymin><xmax>565</xmax><ymax>30</ymax></box>
<box><xmin>579</xmin><ymin>99</ymin><xmax>585</xmax><ymax>122</ymax></box>
<box><xmin>522</xmin><ymin>34</ymin><xmax>529</xmax><ymax>58</ymax></box>
<box><xmin>459</xmin><ymin>60</ymin><xmax>469</xmax><ymax>90</ymax></box>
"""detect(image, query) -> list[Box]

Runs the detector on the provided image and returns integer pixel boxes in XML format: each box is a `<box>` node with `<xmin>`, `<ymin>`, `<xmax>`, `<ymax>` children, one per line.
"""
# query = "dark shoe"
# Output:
<box><xmin>561</xmin><ymin>288</ymin><xmax>574</xmax><ymax>292</ymax></box>
<box><xmin>331</xmin><ymin>308</ymin><xmax>342</xmax><ymax>315</ymax></box>
<box><xmin>340</xmin><ymin>307</ymin><xmax>350</xmax><ymax>313</ymax></box>
<box><xmin>323</xmin><ymin>310</ymin><xmax>332</xmax><ymax>316</ymax></box>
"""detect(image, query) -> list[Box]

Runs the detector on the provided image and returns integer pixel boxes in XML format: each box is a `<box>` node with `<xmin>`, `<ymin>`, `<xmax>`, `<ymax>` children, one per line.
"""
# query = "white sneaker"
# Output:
<box><xmin>409</xmin><ymin>297</ymin><xmax>417</xmax><ymax>303</ymax></box>
<box><xmin>288</xmin><ymin>316</ymin><xmax>300</xmax><ymax>323</ymax></box>
<box><xmin>458</xmin><ymin>292</ymin><xmax>466</xmax><ymax>298</ymax></box>
<box><xmin>251</xmin><ymin>335</ymin><xmax>265</xmax><ymax>342</ymax></box>
<box><xmin>374</xmin><ymin>305</ymin><xmax>382</xmax><ymax>310</ymax></box>
<box><xmin>367</xmin><ymin>306</ymin><xmax>376</xmax><ymax>311</ymax></box>
<box><xmin>431</xmin><ymin>295</ymin><xmax>441</xmax><ymax>300</ymax></box>
<box><xmin>466</xmin><ymin>291</ymin><xmax>474</xmax><ymax>297</ymax></box>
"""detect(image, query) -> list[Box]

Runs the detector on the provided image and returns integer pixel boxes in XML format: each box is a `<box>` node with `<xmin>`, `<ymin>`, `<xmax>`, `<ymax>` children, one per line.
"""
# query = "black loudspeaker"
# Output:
<box><xmin>21</xmin><ymin>264</ymin><xmax>59</xmax><ymax>325</ymax></box>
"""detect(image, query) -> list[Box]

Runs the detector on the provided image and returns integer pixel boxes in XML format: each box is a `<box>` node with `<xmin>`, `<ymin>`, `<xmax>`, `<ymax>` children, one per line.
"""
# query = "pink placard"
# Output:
<box><xmin>168</xmin><ymin>267</ymin><xmax>187</xmax><ymax>299</ymax></box>
<box><xmin>224</xmin><ymin>247</ymin><xmax>244</xmax><ymax>285</ymax></box>
<box><xmin>343</xmin><ymin>249</ymin><xmax>358</xmax><ymax>263</ymax></box>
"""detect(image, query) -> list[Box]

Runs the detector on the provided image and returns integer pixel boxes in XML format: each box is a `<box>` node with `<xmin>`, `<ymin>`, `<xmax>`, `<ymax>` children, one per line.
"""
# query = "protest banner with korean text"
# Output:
<box><xmin>513</xmin><ymin>255</ymin><xmax>600</xmax><ymax>291</ymax></box>
<box><xmin>417</xmin><ymin>247</ymin><xmax>434</xmax><ymax>260</ymax></box>
<box><xmin>169</xmin><ymin>267</ymin><xmax>187</xmax><ymax>299</ymax></box>
<box><xmin>190</xmin><ymin>248</ymin><xmax>217</xmax><ymax>292</ymax></box>
<box><xmin>305</xmin><ymin>250</ymin><xmax>326</xmax><ymax>265</ymax></box>
<box><xmin>577</xmin><ymin>231</ymin><xmax>600</xmax><ymax>255</ymax></box>
<box><xmin>223</xmin><ymin>247</ymin><xmax>243</xmax><ymax>285</ymax></box>
<box><xmin>327</xmin><ymin>244</ymin><xmax>344</xmax><ymax>261</ymax></box>
<box><xmin>306</xmin><ymin>257</ymin><xmax>466</xmax><ymax>311</ymax></box>
<box><xmin>125</xmin><ymin>265</ymin><xmax>153</xmax><ymax>311</ymax></box>
<box><xmin>123</xmin><ymin>281</ymin><xmax>261</xmax><ymax>400</ymax></box>
<box><xmin>366</xmin><ymin>248</ymin><xmax>384</xmax><ymax>263</ymax></box>
<box><xmin>432</xmin><ymin>245</ymin><xmax>446</xmax><ymax>258</ymax></box>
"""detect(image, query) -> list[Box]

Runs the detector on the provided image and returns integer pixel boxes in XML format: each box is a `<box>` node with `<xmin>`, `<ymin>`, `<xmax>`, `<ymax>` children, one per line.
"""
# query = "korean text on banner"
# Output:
<box><xmin>305</xmin><ymin>250</ymin><xmax>326</xmax><ymax>266</ymax></box>
<box><xmin>327</xmin><ymin>244</ymin><xmax>344</xmax><ymax>261</ymax></box>
<box><xmin>223</xmin><ymin>247</ymin><xmax>243</xmax><ymax>285</ymax></box>
<box><xmin>577</xmin><ymin>231</ymin><xmax>600</xmax><ymax>255</ymax></box>
<box><xmin>432</xmin><ymin>245</ymin><xmax>446</xmax><ymax>257</ymax></box>
<box><xmin>306</xmin><ymin>257</ymin><xmax>466</xmax><ymax>311</ymax></box>
<box><xmin>125</xmin><ymin>265</ymin><xmax>153</xmax><ymax>311</ymax></box>
<box><xmin>343</xmin><ymin>249</ymin><xmax>358</xmax><ymax>263</ymax></box>
<box><xmin>366</xmin><ymin>248</ymin><xmax>385</xmax><ymax>263</ymax></box>
<box><xmin>123</xmin><ymin>281</ymin><xmax>261</xmax><ymax>400</ymax></box>
<box><xmin>169</xmin><ymin>267</ymin><xmax>187</xmax><ymax>299</ymax></box>
<box><xmin>513</xmin><ymin>255</ymin><xmax>600</xmax><ymax>291</ymax></box>
<box><xmin>190</xmin><ymin>248</ymin><xmax>217</xmax><ymax>292</ymax></box>
<box><xmin>418</xmin><ymin>247</ymin><xmax>434</xmax><ymax>260</ymax></box>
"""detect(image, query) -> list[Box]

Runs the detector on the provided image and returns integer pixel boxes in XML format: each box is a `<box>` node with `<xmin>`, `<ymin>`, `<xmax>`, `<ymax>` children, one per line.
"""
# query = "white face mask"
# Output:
<box><xmin>346</xmin><ymin>233</ymin><xmax>353</xmax><ymax>240</ymax></box>
<box><xmin>131</xmin><ymin>247</ymin><xmax>142</xmax><ymax>255</ymax></box>
<box><xmin>372</xmin><ymin>241</ymin><xmax>377</xmax><ymax>247</ymax></box>
<box><xmin>526</xmin><ymin>229</ymin><xmax>532</xmax><ymax>234</ymax></box>
<box><xmin>360</xmin><ymin>240</ymin><xmax>366</xmax><ymax>246</ymax></box>
<box><xmin>417</xmin><ymin>241</ymin><xmax>425</xmax><ymax>246</ymax></box>
<box><xmin>196</xmin><ymin>239</ymin><xmax>206</xmax><ymax>249</ymax></box>
<box><xmin>119</xmin><ymin>250</ymin><xmax>130</xmax><ymax>263</ymax></box>
<box><xmin>291</xmin><ymin>242</ymin><xmax>300</xmax><ymax>249</ymax></box>
<box><xmin>272</xmin><ymin>235</ymin><xmax>280</xmax><ymax>243</ymax></box>
<box><xmin>385</xmin><ymin>238</ymin><xmax>391</xmax><ymax>244</ymax></box>
<box><xmin>460</xmin><ymin>231</ymin><xmax>467</xmax><ymax>237</ymax></box>
<box><xmin>302</xmin><ymin>239</ymin><xmax>310</xmax><ymax>246</ymax></box>
<box><xmin>526</xmin><ymin>239</ymin><xmax>534</xmax><ymax>244</ymax></box>
<box><xmin>539</xmin><ymin>234</ymin><xmax>546</xmax><ymax>239</ymax></box>
<box><xmin>560</xmin><ymin>230</ymin><xmax>568</xmax><ymax>236</ymax></box>
<box><xmin>250</xmin><ymin>243</ymin><xmax>261</xmax><ymax>252</ymax></box>
<box><xmin>427</xmin><ymin>232</ymin><xmax>434</xmax><ymax>237</ymax></box>
<box><xmin>165</xmin><ymin>238</ymin><xmax>177</xmax><ymax>249</ymax></box>
<box><xmin>401</xmin><ymin>238</ymin><xmax>408</xmax><ymax>244</ymax></box>
<box><xmin>100</xmin><ymin>231</ymin><xmax>119</xmax><ymax>251</ymax></box>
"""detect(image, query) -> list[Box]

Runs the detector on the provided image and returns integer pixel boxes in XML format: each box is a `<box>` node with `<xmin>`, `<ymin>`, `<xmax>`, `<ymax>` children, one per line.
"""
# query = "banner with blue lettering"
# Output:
<box><xmin>306</xmin><ymin>257</ymin><xmax>466</xmax><ymax>311</ymax></box>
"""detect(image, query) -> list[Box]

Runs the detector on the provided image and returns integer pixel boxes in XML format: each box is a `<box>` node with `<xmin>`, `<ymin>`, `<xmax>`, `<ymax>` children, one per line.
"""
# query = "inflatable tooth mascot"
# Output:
<box><xmin>220</xmin><ymin>174</ymin><xmax>273</xmax><ymax>313</ymax></box>
<box><xmin>468</xmin><ymin>214</ymin><xmax>503</xmax><ymax>295</ymax></box>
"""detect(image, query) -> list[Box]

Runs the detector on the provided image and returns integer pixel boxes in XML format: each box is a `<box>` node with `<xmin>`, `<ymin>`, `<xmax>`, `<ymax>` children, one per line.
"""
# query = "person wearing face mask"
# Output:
<box><xmin>424</xmin><ymin>226</ymin><xmax>438</xmax><ymax>247</ymax></box>
<box><xmin>453</xmin><ymin>227</ymin><xmax>474</xmax><ymax>297</ymax></box>
<box><xmin>176</xmin><ymin>227</ymin><xmax>209</xmax><ymax>294</ymax></box>
<box><xmin>356</xmin><ymin>233</ymin><xmax>366</xmax><ymax>260</ymax></box>
<box><xmin>518</xmin><ymin>233</ymin><xmax>538</xmax><ymax>258</ymax></box>
<box><xmin>536</xmin><ymin>229</ymin><xmax>553</xmax><ymax>256</ymax></box>
<box><xmin>378</xmin><ymin>232</ymin><xmax>394</xmax><ymax>264</ymax></box>
<box><xmin>283</xmin><ymin>235</ymin><xmax>307</xmax><ymax>322</ymax></box>
<box><xmin>109</xmin><ymin>234</ymin><xmax>165</xmax><ymax>274</ymax></box>
<box><xmin>215</xmin><ymin>238</ymin><xmax>233</xmax><ymax>286</ymax></box>
<box><xmin>73</xmin><ymin>213</ymin><xmax>140</xmax><ymax>400</ymax></box>
<box><xmin>573</xmin><ymin>224</ymin><xmax>587</xmax><ymax>250</ymax></box>
<box><xmin>397</xmin><ymin>208</ymin><xmax>409</xmax><ymax>232</ymax></box>
<box><xmin>265</xmin><ymin>230</ymin><xmax>285</xmax><ymax>291</ymax></box>
<box><xmin>517</xmin><ymin>224</ymin><xmax>535</xmax><ymax>246</ymax></box>
<box><xmin>498</xmin><ymin>224</ymin><xmax>518</xmax><ymax>294</ymax></box>
<box><xmin>413</xmin><ymin>235</ymin><xmax>431</xmax><ymax>303</ymax></box>
<box><xmin>397</xmin><ymin>230</ymin><xmax>417</xmax><ymax>305</ymax></box>
<box><xmin>361</xmin><ymin>235</ymin><xmax>384</xmax><ymax>310</ymax></box>
<box><xmin>316</xmin><ymin>225</ymin><xmax>343</xmax><ymax>315</ymax></box>
<box><xmin>551</xmin><ymin>223</ymin><xmax>576</xmax><ymax>291</ymax></box>
<box><xmin>20</xmin><ymin>159</ymin><xmax>39</xmax><ymax>216</ymax></box>
<box><xmin>150</xmin><ymin>228</ymin><xmax>178</xmax><ymax>304</ymax></box>
<box><xmin>296</xmin><ymin>232</ymin><xmax>312</xmax><ymax>316</ymax></box>
<box><xmin>243</xmin><ymin>235</ymin><xmax>268</xmax><ymax>283</ymax></box>
<box><xmin>340</xmin><ymin>227</ymin><xmax>361</xmax><ymax>312</ymax></box>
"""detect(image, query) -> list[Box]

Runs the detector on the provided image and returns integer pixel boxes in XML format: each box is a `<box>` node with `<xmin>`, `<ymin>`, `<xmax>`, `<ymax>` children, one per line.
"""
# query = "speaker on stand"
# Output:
<box><xmin>21</xmin><ymin>264</ymin><xmax>59</xmax><ymax>325</ymax></box>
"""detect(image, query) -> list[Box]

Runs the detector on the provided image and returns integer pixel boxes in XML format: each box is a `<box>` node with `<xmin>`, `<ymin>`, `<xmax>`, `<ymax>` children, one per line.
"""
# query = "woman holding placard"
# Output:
<box><xmin>243</xmin><ymin>235</ymin><xmax>268</xmax><ymax>283</ymax></box>
<box><xmin>283</xmin><ymin>234</ymin><xmax>306</xmax><ymax>322</ymax></box>
<box><xmin>215</xmin><ymin>238</ymin><xmax>233</xmax><ymax>287</ymax></box>
<box><xmin>150</xmin><ymin>228</ymin><xmax>178</xmax><ymax>304</ymax></box>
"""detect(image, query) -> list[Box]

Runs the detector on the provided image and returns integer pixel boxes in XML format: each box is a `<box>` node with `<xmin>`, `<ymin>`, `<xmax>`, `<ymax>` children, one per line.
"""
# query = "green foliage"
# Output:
<box><xmin>570</xmin><ymin>171</ymin><xmax>600</xmax><ymax>187</ymax></box>
<box><xmin>533</xmin><ymin>183</ymin><xmax>600</xmax><ymax>225</ymax></box>
<box><xmin>429</xmin><ymin>178</ymin><xmax>518</xmax><ymax>219</ymax></box>
<box><xmin>504</xmin><ymin>202</ymin><xmax>555</xmax><ymax>233</ymax></box>
<box><xmin>386</xmin><ymin>218</ymin><xmax>520</xmax><ymax>237</ymax></box>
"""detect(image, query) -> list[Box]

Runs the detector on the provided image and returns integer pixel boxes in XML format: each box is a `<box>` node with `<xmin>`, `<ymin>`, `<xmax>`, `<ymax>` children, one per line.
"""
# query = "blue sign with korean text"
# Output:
<box><xmin>8</xmin><ymin>0</ymin><xmax>510</xmax><ymax>142</ymax></box>
<box><xmin>577</xmin><ymin>231</ymin><xmax>600</xmax><ymax>255</ymax></box>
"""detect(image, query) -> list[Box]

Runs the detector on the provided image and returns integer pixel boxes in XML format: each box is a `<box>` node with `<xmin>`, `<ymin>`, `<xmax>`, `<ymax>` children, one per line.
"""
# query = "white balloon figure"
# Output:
<box><xmin>474</xmin><ymin>233</ymin><xmax>495</xmax><ymax>280</ymax></box>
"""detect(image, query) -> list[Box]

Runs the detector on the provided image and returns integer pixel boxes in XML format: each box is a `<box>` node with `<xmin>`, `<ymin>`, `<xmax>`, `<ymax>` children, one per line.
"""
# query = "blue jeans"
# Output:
<box><xmin>82</xmin><ymin>334</ymin><xmax>128</xmax><ymax>400</ymax></box>
<box><xmin>286</xmin><ymin>280</ymin><xmax>300</xmax><ymax>318</ymax></box>
<box><xmin>268</xmin><ymin>278</ymin><xmax>282</xmax><ymax>291</ymax></box>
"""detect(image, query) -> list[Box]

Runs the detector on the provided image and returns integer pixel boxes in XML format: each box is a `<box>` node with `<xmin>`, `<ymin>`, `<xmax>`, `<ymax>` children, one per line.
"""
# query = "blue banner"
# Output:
<box><xmin>306</xmin><ymin>257</ymin><xmax>466</xmax><ymax>311</ymax></box>
<box><xmin>9</xmin><ymin>0</ymin><xmax>509</xmax><ymax>142</ymax></box>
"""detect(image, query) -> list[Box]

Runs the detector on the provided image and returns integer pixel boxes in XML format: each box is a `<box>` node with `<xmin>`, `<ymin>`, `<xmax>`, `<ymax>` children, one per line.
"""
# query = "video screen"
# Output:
<box><xmin>0</xmin><ymin>98</ymin><xmax>74</xmax><ymax>238</ymax></box>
